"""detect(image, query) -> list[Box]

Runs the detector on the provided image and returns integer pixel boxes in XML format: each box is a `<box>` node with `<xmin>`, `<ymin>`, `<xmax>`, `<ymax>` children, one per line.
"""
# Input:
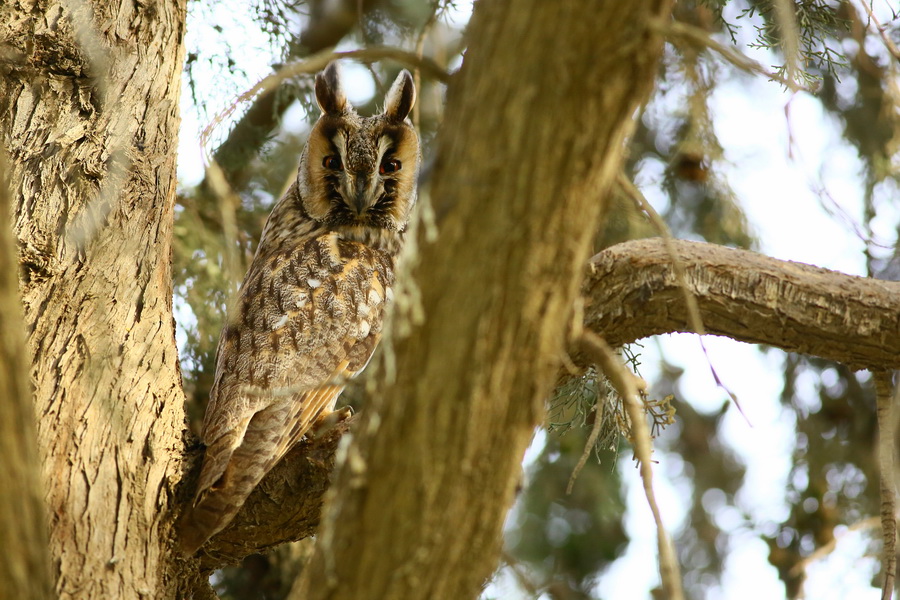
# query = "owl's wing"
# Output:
<box><xmin>178</xmin><ymin>236</ymin><xmax>390</xmax><ymax>554</ymax></box>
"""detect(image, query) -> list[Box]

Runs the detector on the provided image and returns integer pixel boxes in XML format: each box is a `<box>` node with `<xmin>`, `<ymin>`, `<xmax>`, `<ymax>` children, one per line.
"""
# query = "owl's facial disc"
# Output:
<box><xmin>300</xmin><ymin>65</ymin><xmax>419</xmax><ymax>245</ymax></box>
<box><xmin>339</xmin><ymin>167</ymin><xmax>382</xmax><ymax>217</ymax></box>
<box><xmin>319</xmin><ymin>130</ymin><xmax>405</xmax><ymax>231</ymax></box>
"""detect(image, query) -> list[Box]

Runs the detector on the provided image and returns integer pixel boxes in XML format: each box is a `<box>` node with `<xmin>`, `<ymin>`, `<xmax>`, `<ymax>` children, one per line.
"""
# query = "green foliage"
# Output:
<box><xmin>505</xmin><ymin>431</ymin><xmax>628</xmax><ymax>598</ymax></box>
<box><xmin>740</xmin><ymin>0</ymin><xmax>850</xmax><ymax>84</ymax></box>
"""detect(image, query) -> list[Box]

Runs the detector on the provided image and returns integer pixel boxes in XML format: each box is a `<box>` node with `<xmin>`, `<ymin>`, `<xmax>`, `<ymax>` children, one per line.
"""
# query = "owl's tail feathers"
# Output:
<box><xmin>177</xmin><ymin>487</ymin><xmax>242</xmax><ymax>556</ymax></box>
<box><xmin>177</xmin><ymin>453</ymin><xmax>257</xmax><ymax>556</ymax></box>
<box><xmin>177</xmin><ymin>409</ymin><xmax>284</xmax><ymax>555</ymax></box>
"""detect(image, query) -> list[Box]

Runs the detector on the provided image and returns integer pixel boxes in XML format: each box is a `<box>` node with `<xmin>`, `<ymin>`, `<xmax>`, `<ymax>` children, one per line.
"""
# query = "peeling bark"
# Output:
<box><xmin>585</xmin><ymin>238</ymin><xmax>900</xmax><ymax>370</ymax></box>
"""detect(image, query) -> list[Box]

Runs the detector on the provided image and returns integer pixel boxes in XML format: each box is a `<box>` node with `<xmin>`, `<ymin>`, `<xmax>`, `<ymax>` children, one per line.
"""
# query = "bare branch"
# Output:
<box><xmin>656</xmin><ymin>20</ymin><xmax>812</xmax><ymax>93</ymax></box>
<box><xmin>565</xmin><ymin>391</ymin><xmax>605</xmax><ymax>495</ymax></box>
<box><xmin>859</xmin><ymin>2</ymin><xmax>900</xmax><ymax>62</ymax></box>
<box><xmin>412</xmin><ymin>4</ymin><xmax>440</xmax><ymax>129</ymax></box>
<box><xmin>772</xmin><ymin>0</ymin><xmax>802</xmax><ymax>86</ymax></box>
<box><xmin>201</xmin><ymin>48</ymin><xmax>450</xmax><ymax>158</ymax></box>
<box><xmin>189</xmin><ymin>239</ymin><xmax>900</xmax><ymax>570</ymax></box>
<box><xmin>585</xmin><ymin>238</ymin><xmax>900</xmax><ymax>371</ymax></box>
<box><xmin>618</xmin><ymin>174</ymin><xmax>749</xmax><ymax>422</ymax></box>
<box><xmin>204</xmin><ymin>0</ymin><xmax>388</xmax><ymax>188</ymax></box>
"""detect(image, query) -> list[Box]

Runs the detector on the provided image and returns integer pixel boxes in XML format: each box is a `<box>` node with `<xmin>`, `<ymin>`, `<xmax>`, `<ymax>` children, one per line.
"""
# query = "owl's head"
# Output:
<box><xmin>298</xmin><ymin>62</ymin><xmax>420</xmax><ymax>248</ymax></box>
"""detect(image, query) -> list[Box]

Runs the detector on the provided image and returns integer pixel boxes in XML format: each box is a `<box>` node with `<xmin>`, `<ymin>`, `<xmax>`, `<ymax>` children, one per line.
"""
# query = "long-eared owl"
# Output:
<box><xmin>178</xmin><ymin>63</ymin><xmax>419</xmax><ymax>554</ymax></box>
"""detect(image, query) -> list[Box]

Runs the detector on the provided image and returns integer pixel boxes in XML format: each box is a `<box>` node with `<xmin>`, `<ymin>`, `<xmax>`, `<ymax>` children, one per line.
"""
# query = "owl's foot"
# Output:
<box><xmin>309</xmin><ymin>406</ymin><xmax>353</xmax><ymax>437</ymax></box>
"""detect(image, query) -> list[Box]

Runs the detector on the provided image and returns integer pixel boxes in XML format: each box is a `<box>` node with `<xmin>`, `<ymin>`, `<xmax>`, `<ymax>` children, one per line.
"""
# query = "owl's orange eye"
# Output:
<box><xmin>379</xmin><ymin>158</ymin><xmax>401</xmax><ymax>175</ymax></box>
<box><xmin>323</xmin><ymin>155</ymin><xmax>343</xmax><ymax>170</ymax></box>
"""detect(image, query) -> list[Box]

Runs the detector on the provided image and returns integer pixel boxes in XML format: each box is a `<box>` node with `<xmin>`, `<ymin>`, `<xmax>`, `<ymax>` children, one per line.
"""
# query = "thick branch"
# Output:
<box><xmin>585</xmin><ymin>238</ymin><xmax>900</xmax><ymax>370</ymax></box>
<box><xmin>193</xmin><ymin>236</ymin><xmax>900</xmax><ymax>570</ymax></box>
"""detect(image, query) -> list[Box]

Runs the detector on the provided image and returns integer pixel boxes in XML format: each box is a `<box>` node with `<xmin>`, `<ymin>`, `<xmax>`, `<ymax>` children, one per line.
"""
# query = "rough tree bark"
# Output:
<box><xmin>291</xmin><ymin>1</ymin><xmax>674</xmax><ymax>599</ymax></box>
<box><xmin>0</xmin><ymin>1</ymin><xmax>191</xmax><ymax>597</ymax></box>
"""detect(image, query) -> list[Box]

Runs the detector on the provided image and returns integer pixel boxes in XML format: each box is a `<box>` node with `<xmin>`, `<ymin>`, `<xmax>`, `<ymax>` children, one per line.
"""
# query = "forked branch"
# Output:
<box><xmin>193</xmin><ymin>238</ymin><xmax>900</xmax><ymax>568</ymax></box>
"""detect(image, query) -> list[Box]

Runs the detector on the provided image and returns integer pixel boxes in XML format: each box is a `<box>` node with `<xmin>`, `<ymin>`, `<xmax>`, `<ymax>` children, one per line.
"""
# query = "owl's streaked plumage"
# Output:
<box><xmin>178</xmin><ymin>63</ymin><xmax>419</xmax><ymax>555</ymax></box>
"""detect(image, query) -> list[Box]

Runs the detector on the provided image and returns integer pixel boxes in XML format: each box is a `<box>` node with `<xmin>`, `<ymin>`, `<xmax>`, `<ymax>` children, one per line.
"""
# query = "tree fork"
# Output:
<box><xmin>210</xmin><ymin>236</ymin><xmax>900</xmax><ymax>569</ymax></box>
<box><xmin>292</xmin><ymin>1</ymin><xmax>674</xmax><ymax>599</ymax></box>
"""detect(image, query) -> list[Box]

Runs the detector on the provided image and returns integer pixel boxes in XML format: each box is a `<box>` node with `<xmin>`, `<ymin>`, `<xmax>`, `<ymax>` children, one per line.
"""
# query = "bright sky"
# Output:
<box><xmin>177</xmin><ymin>1</ymin><xmax>899</xmax><ymax>598</ymax></box>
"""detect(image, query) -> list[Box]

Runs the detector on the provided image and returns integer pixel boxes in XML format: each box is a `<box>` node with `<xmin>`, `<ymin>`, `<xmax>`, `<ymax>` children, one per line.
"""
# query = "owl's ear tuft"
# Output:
<box><xmin>315</xmin><ymin>62</ymin><xmax>348</xmax><ymax>115</ymax></box>
<box><xmin>383</xmin><ymin>70</ymin><xmax>416</xmax><ymax>122</ymax></box>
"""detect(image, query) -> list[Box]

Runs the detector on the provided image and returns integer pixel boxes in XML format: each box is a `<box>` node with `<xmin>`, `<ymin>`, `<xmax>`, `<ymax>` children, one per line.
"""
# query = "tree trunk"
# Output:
<box><xmin>0</xmin><ymin>1</ymin><xmax>190</xmax><ymax>597</ymax></box>
<box><xmin>294</xmin><ymin>1</ymin><xmax>673</xmax><ymax>599</ymax></box>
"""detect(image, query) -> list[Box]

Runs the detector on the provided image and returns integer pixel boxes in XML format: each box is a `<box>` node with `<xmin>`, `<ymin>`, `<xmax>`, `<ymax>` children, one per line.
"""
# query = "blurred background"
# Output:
<box><xmin>173</xmin><ymin>1</ymin><xmax>900</xmax><ymax>598</ymax></box>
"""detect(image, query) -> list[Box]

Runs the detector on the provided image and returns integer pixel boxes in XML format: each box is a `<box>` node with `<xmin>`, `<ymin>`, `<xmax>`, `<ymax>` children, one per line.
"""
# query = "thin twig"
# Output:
<box><xmin>203</xmin><ymin>161</ymin><xmax>243</xmax><ymax>296</ymax></box>
<box><xmin>579</xmin><ymin>332</ymin><xmax>684</xmax><ymax>600</ymax></box>
<box><xmin>566</xmin><ymin>390</ymin><xmax>605</xmax><ymax>495</ymax></box>
<box><xmin>875</xmin><ymin>370</ymin><xmax>897</xmax><ymax>600</ymax></box>
<box><xmin>789</xmin><ymin>512</ymin><xmax>900</xmax><ymax>578</ymax></box>
<box><xmin>653</xmin><ymin>19</ymin><xmax>812</xmax><ymax>93</ymax></box>
<box><xmin>413</xmin><ymin>2</ymin><xmax>441</xmax><ymax>130</ymax></box>
<box><xmin>773</xmin><ymin>0</ymin><xmax>802</xmax><ymax>86</ymax></box>
<box><xmin>617</xmin><ymin>173</ymin><xmax>750</xmax><ymax>424</ymax></box>
<box><xmin>859</xmin><ymin>1</ymin><xmax>900</xmax><ymax>62</ymax></box>
<box><xmin>501</xmin><ymin>552</ymin><xmax>542</xmax><ymax>598</ymax></box>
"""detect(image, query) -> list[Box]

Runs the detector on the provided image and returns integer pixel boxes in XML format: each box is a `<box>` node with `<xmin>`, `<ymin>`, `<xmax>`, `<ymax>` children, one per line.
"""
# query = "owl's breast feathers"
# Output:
<box><xmin>204</xmin><ymin>231</ymin><xmax>394</xmax><ymax>439</ymax></box>
<box><xmin>228</xmin><ymin>233</ymin><xmax>391</xmax><ymax>383</ymax></box>
<box><xmin>179</xmin><ymin>232</ymin><xmax>395</xmax><ymax>554</ymax></box>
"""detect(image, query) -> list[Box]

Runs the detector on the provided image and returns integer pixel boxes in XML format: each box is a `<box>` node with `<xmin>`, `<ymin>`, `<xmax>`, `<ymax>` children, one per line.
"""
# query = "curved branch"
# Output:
<box><xmin>585</xmin><ymin>238</ymin><xmax>900</xmax><ymax>370</ymax></box>
<box><xmin>186</xmin><ymin>238</ymin><xmax>900</xmax><ymax>569</ymax></box>
<box><xmin>206</xmin><ymin>0</ymin><xmax>388</xmax><ymax>189</ymax></box>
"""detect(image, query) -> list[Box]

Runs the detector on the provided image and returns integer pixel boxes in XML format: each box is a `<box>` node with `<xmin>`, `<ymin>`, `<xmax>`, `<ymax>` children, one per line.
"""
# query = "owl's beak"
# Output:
<box><xmin>349</xmin><ymin>172</ymin><xmax>377</xmax><ymax>216</ymax></box>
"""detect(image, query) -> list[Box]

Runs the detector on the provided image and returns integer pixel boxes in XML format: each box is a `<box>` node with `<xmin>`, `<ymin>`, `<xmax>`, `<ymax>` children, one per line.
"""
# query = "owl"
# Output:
<box><xmin>178</xmin><ymin>62</ymin><xmax>419</xmax><ymax>555</ymax></box>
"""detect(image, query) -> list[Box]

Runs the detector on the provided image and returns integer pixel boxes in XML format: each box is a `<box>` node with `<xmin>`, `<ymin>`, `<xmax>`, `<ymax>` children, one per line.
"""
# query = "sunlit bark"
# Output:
<box><xmin>0</xmin><ymin>1</ymin><xmax>190</xmax><ymax>597</ymax></box>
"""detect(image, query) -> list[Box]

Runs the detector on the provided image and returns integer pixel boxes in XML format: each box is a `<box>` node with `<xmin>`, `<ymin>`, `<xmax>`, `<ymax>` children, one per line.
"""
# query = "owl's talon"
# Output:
<box><xmin>310</xmin><ymin>406</ymin><xmax>353</xmax><ymax>436</ymax></box>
